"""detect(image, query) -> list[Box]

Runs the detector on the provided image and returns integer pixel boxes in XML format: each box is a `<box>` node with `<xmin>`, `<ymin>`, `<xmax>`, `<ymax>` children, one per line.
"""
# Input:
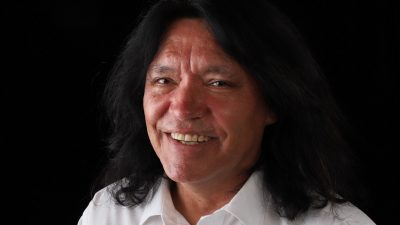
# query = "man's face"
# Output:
<box><xmin>143</xmin><ymin>19</ymin><xmax>276</xmax><ymax>185</ymax></box>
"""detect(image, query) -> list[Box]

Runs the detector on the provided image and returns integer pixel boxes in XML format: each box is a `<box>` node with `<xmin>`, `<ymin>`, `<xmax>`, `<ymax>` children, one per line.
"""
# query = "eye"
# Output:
<box><xmin>209</xmin><ymin>80</ymin><xmax>229</xmax><ymax>87</ymax></box>
<box><xmin>154</xmin><ymin>77</ymin><xmax>170</xmax><ymax>85</ymax></box>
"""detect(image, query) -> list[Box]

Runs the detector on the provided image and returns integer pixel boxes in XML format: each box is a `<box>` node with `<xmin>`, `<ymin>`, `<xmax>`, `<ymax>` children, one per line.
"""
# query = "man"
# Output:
<box><xmin>79</xmin><ymin>0</ymin><xmax>375</xmax><ymax>224</ymax></box>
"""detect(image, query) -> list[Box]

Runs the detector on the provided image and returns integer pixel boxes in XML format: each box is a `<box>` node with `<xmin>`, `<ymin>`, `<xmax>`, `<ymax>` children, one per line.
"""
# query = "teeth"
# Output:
<box><xmin>171</xmin><ymin>133</ymin><xmax>210</xmax><ymax>143</ymax></box>
<box><xmin>198</xmin><ymin>135</ymin><xmax>204</xmax><ymax>142</ymax></box>
<box><xmin>184</xmin><ymin>134</ymin><xmax>191</xmax><ymax>141</ymax></box>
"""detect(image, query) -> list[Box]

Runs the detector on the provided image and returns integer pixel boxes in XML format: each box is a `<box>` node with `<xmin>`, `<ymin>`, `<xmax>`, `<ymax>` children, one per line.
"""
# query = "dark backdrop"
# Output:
<box><xmin>4</xmin><ymin>0</ymin><xmax>398</xmax><ymax>224</ymax></box>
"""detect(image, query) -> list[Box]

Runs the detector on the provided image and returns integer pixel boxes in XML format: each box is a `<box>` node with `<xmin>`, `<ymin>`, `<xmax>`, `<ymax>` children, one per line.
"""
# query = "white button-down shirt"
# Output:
<box><xmin>78</xmin><ymin>171</ymin><xmax>375</xmax><ymax>225</ymax></box>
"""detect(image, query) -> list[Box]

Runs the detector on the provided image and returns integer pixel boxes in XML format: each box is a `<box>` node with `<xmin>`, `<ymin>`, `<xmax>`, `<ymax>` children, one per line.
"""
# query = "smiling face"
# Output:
<box><xmin>143</xmin><ymin>19</ymin><xmax>276</xmax><ymax>185</ymax></box>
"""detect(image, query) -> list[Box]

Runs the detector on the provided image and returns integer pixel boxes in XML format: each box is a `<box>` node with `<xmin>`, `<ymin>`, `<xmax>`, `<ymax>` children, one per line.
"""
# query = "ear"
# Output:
<box><xmin>264</xmin><ymin>111</ymin><xmax>278</xmax><ymax>126</ymax></box>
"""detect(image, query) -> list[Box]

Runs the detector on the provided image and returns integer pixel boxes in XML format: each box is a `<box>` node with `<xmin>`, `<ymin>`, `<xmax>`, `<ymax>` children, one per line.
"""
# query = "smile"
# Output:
<box><xmin>170</xmin><ymin>133</ymin><xmax>211</xmax><ymax>145</ymax></box>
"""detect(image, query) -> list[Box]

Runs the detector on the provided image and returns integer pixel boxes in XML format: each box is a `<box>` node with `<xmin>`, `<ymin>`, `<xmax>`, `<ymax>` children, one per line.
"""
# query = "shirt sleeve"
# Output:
<box><xmin>77</xmin><ymin>216</ymin><xmax>83</xmax><ymax>225</ymax></box>
<box><xmin>334</xmin><ymin>203</ymin><xmax>376</xmax><ymax>225</ymax></box>
<box><xmin>76</xmin><ymin>187</ymin><xmax>145</xmax><ymax>225</ymax></box>
<box><xmin>76</xmin><ymin>188</ymin><xmax>114</xmax><ymax>225</ymax></box>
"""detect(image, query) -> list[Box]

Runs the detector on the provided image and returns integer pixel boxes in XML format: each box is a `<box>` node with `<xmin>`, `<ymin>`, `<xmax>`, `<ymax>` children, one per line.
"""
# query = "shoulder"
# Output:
<box><xmin>292</xmin><ymin>202</ymin><xmax>376</xmax><ymax>225</ymax></box>
<box><xmin>330</xmin><ymin>203</ymin><xmax>375</xmax><ymax>225</ymax></box>
<box><xmin>78</xmin><ymin>186</ymin><xmax>146</xmax><ymax>225</ymax></box>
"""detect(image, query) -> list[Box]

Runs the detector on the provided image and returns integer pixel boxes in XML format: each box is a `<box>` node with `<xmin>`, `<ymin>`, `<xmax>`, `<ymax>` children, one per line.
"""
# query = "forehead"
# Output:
<box><xmin>149</xmin><ymin>18</ymin><xmax>251</xmax><ymax>79</ymax></box>
<box><xmin>156</xmin><ymin>18</ymin><xmax>228</xmax><ymax>58</ymax></box>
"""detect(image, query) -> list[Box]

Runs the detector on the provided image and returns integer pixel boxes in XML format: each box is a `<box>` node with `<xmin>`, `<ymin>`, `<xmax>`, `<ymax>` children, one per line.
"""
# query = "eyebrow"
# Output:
<box><xmin>148</xmin><ymin>64</ymin><xmax>235</xmax><ymax>78</ymax></box>
<box><xmin>204</xmin><ymin>66</ymin><xmax>231</xmax><ymax>75</ymax></box>
<box><xmin>149</xmin><ymin>64</ymin><xmax>177</xmax><ymax>74</ymax></box>
<box><xmin>203</xmin><ymin>66</ymin><xmax>236</xmax><ymax>80</ymax></box>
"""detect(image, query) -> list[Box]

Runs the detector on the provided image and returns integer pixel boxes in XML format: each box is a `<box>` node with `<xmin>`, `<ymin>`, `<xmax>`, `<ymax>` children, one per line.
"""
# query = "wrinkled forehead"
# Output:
<box><xmin>163</xmin><ymin>19</ymin><xmax>213</xmax><ymax>42</ymax></box>
<box><xmin>159</xmin><ymin>19</ymin><xmax>226</xmax><ymax>54</ymax></box>
<box><xmin>150</xmin><ymin>18</ymin><xmax>236</xmax><ymax>69</ymax></box>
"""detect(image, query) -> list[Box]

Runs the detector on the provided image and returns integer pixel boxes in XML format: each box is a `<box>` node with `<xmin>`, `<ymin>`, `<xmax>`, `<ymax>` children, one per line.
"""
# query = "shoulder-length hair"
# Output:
<box><xmin>101</xmin><ymin>0</ymin><xmax>361</xmax><ymax>220</ymax></box>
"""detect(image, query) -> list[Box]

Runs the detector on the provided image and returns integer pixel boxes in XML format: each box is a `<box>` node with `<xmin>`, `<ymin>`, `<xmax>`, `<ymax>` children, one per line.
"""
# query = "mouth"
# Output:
<box><xmin>170</xmin><ymin>132</ymin><xmax>212</xmax><ymax>145</ymax></box>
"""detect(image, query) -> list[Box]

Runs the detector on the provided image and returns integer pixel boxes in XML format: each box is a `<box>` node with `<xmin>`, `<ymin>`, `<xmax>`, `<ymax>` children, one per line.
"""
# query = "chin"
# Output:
<box><xmin>165</xmin><ymin>168</ymin><xmax>208</xmax><ymax>184</ymax></box>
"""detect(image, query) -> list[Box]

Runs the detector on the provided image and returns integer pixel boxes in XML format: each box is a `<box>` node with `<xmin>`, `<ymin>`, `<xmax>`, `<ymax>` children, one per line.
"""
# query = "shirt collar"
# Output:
<box><xmin>139</xmin><ymin>177</ymin><xmax>184</xmax><ymax>225</ymax></box>
<box><xmin>220</xmin><ymin>170</ymin><xmax>271</xmax><ymax>225</ymax></box>
<box><xmin>139</xmin><ymin>171</ymin><xmax>278</xmax><ymax>225</ymax></box>
<box><xmin>139</xmin><ymin>178</ymin><xmax>166</xmax><ymax>225</ymax></box>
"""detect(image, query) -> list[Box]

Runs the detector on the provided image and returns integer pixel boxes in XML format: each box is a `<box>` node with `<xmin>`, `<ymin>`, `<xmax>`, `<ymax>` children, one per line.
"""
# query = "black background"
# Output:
<box><xmin>4</xmin><ymin>0</ymin><xmax>398</xmax><ymax>224</ymax></box>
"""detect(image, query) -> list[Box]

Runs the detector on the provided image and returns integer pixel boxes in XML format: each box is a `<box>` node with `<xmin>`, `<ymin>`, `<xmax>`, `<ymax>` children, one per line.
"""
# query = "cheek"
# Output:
<box><xmin>209</xmin><ymin>99</ymin><xmax>245</xmax><ymax>142</ymax></box>
<box><xmin>143</xmin><ymin>92</ymin><xmax>166</xmax><ymax>151</ymax></box>
<box><xmin>143</xmin><ymin>94</ymin><xmax>164</xmax><ymax>147</ymax></box>
<box><xmin>143</xmin><ymin>91</ymin><xmax>168</xmax><ymax>126</ymax></box>
<box><xmin>211</xmin><ymin>96</ymin><xmax>267</xmax><ymax>145</ymax></box>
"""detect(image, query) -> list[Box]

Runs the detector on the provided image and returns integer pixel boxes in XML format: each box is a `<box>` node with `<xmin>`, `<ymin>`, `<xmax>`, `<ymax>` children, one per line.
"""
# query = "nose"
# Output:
<box><xmin>170</xmin><ymin>79</ymin><xmax>207</xmax><ymax>120</ymax></box>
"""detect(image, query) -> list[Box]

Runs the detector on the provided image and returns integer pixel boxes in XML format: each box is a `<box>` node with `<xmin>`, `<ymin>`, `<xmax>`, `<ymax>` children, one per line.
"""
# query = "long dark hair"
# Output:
<box><xmin>100</xmin><ymin>0</ymin><xmax>362</xmax><ymax>220</ymax></box>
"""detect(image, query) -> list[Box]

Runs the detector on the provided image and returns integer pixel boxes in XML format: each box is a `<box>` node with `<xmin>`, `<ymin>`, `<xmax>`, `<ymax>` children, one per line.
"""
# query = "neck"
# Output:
<box><xmin>170</xmin><ymin>172</ymin><xmax>251</xmax><ymax>225</ymax></box>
